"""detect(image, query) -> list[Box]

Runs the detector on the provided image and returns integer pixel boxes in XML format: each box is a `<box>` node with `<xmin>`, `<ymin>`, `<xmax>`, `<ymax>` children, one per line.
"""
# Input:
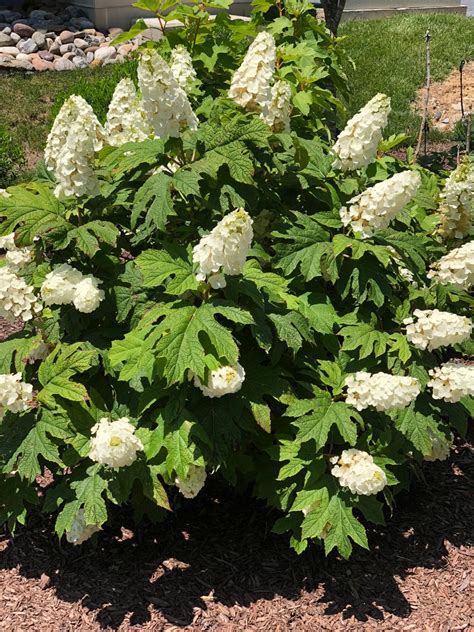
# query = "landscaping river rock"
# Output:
<box><xmin>0</xmin><ymin>5</ymin><xmax>139</xmax><ymax>71</ymax></box>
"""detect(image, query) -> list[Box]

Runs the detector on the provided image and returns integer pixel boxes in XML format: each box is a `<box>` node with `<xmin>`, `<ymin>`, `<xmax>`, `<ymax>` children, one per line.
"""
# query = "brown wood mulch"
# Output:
<box><xmin>0</xmin><ymin>319</ymin><xmax>473</xmax><ymax>631</ymax></box>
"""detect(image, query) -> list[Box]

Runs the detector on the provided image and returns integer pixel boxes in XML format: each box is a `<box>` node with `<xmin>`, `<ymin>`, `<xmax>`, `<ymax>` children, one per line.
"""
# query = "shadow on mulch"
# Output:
<box><xmin>0</xmin><ymin>441</ymin><xmax>473</xmax><ymax>630</ymax></box>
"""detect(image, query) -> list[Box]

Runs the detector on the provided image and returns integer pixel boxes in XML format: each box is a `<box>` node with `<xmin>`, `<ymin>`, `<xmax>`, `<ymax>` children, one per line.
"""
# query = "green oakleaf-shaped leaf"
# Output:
<box><xmin>339</xmin><ymin>322</ymin><xmax>390</xmax><ymax>360</ymax></box>
<box><xmin>71</xmin><ymin>465</ymin><xmax>108</xmax><ymax>526</ymax></box>
<box><xmin>391</xmin><ymin>404</ymin><xmax>439</xmax><ymax>455</ymax></box>
<box><xmin>136</xmin><ymin>246</ymin><xmax>198</xmax><ymax>295</ymax></box>
<box><xmin>99</xmin><ymin>139</ymin><xmax>165</xmax><ymax>175</ymax></box>
<box><xmin>67</xmin><ymin>220</ymin><xmax>120</xmax><ymax>257</ymax></box>
<box><xmin>131</xmin><ymin>171</ymin><xmax>176</xmax><ymax>232</ymax></box>
<box><xmin>0</xmin><ymin>334</ymin><xmax>47</xmax><ymax>373</ymax></box>
<box><xmin>0</xmin><ymin>475</ymin><xmax>38</xmax><ymax>531</ymax></box>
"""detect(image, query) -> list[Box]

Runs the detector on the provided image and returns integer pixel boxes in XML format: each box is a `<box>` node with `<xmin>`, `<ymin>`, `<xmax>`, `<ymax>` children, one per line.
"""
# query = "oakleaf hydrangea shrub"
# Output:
<box><xmin>0</xmin><ymin>0</ymin><xmax>472</xmax><ymax>557</ymax></box>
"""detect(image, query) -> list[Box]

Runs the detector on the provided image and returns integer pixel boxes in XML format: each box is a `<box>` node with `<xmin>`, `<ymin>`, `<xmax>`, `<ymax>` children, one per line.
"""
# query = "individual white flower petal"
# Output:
<box><xmin>331</xmin><ymin>449</ymin><xmax>387</xmax><ymax>496</ymax></box>
<box><xmin>437</xmin><ymin>156</ymin><xmax>473</xmax><ymax>240</ymax></box>
<box><xmin>344</xmin><ymin>371</ymin><xmax>420</xmax><ymax>412</ymax></box>
<box><xmin>193</xmin><ymin>363</ymin><xmax>245</xmax><ymax>398</ymax></box>
<box><xmin>73</xmin><ymin>275</ymin><xmax>105</xmax><ymax>314</ymax></box>
<box><xmin>0</xmin><ymin>373</ymin><xmax>34</xmax><ymax>419</ymax></box>
<box><xmin>427</xmin><ymin>241</ymin><xmax>474</xmax><ymax>290</ymax></box>
<box><xmin>333</xmin><ymin>93</ymin><xmax>391</xmax><ymax>171</ymax></box>
<box><xmin>0</xmin><ymin>267</ymin><xmax>42</xmax><ymax>323</ymax></box>
<box><xmin>89</xmin><ymin>417</ymin><xmax>143</xmax><ymax>468</ymax></box>
<box><xmin>170</xmin><ymin>45</ymin><xmax>196</xmax><ymax>90</ymax></box>
<box><xmin>176</xmin><ymin>465</ymin><xmax>207</xmax><ymax>499</ymax></box>
<box><xmin>427</xmin><ymin>361</ymin><xmax>474</xmax><ymax>403</ymax></box>
<box><xmin>228</xmin><ymin>31</ymin><xmax>276</xmax><ymax>111</ymax></box>
<box><xmin>339</xmin><ymin>171</ymin><xmax>421</xmax><ymax>238</ymax></box>
<box><xmin>66</xmin><ymin>508</ymin><xmax>101</xmax><ymax>545</ymax></box>
<box><xmin>404</xmin><ymin>309</ymin><xmax>472</xmax><ymax>351</ymax></box>
<box><xmin>260</xmin><ymin>80</ymin><xmax>292</xmax><ymax>132</ymax></box>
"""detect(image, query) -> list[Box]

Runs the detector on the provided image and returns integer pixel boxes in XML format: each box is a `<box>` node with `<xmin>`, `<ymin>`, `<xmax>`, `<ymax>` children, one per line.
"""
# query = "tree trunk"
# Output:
<box><xmin>321</xmin><ymin>0</ymin><xmax>347</xmax><ymax>36</ymax></box>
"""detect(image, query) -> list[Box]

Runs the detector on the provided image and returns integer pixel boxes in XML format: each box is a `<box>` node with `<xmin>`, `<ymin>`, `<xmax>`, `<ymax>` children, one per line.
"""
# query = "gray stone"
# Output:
<box><xmin>73</xmin><ymin>48</ymin><xmax>86</xmax><ymax>58</ymax></box>
<box><xmin>94</xmin><ymin>46</ymin><xmax>116</xmax><ymax>62</ymax></box>
<box><xmin>59</xmin><ymin>43</ymin><xmax>76</xmax><ymax>55</ymax></box>
<box><xmin>17</xmin><ymin>38</ymin><xmax>38</xmax><ymax>55</ymax></box>
<box><xmin>63</xmin><ymin>51</ymin><xmax>77</xmax><ymax>61</ymax></box>
<box><xmin>16</xmin><ymin>53</ymin><xmax>32</xmax><ymax>61</ymax></box>
<box><xmin>29</xmin><ymin>10</ymin><xmax>54</xmax><ymax>21</ymax></box>
<box><xmin>69</xmin><ymin>17</ymin><xmax>95</xmax><ymax>30</ymax></box>
<box><xmin>73</xmin><ymin>38</ymin><xmax>88</xmax><ymax>49</ymax></box>
<box><xmin>59</xmin><ymin>30</ymin><xmax>75</xmax><ymax>44</ymax></box>
<box><xmin>10</xmin><ymin>33</ymin><xmax>20</xmax><ymax>43</ymax></box>
<box><xmin>38</xmin><ymin>50</ymin><xmax>54</xmax><ymax>61</ymax></box>
<box><xmin>0</xmin><ymin>32</ymin><xmax>14</xmax><ymax>47</ymax></box>
<box><xmin>1</xmin><ymin>26</ymin><xmax>11</xmax><ymax>34</ymax></box>
<box><xmin>72</xmin><ymin>55</ymin><xmax>88</xmax><ymax>68</ymax></box>
<box><xmin>49</xmin><ymin>38</ymin><xmax>61</xmax><ymax>54</ymax></box>
<box><xmin>10</xmin><ymin>59</ymin><xmax>34</xmax><ymax>70</ymax></box>
<box><xmin>0</xmin><ymin>46</ymin><xmax>19</xmax><ymax>57</ymax></box>
<box><xmin>53</xmin><ymin>57</ymin><xmax>75</xmax><ymax>71</ymax></box>
<box><xmin>13</xmin><ymin>23</ymin><xmax>35</xmax><ymax>38</ymax></box>
<box><xmin>32</xmin><ymin>31</ymin><xmax>46</xmax><ymax>49</ymax></box>
<box><xmin>86</xmin><ymin>51</ymin><xmax>94</xmax><ymax>63</ymax></box>
<box><xmin>108</xmin><ymin>27</ymin><xmax>124</xmax><ymax>37</ymax></box>
<box><xmin>0</xmin><ymin>54</ymin><xmax>14</xmax><ymax>66</ymax></box>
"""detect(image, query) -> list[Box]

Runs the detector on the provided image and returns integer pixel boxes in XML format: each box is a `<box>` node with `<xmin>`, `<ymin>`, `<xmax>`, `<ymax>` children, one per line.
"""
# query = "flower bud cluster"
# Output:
<box><xmin>170</xmin><ymin>45</ymin><xmax>196</xmax><ymax>90</ymax></box>
<box><xmin>176</xmin><ymin>465</ymin><xmax>207</xmax><ymax>499</ymax></box>
<box><xmin>89</xmin><ymin>417</ymin><xmax>144</xmax><ymax>468</ymax></box>
<box><xmin>0</xmin><ymin>266</ymin><xmax>42</xmax><ymax>322</ymax></box>
<box><xmin>0</xmin><ymin>373</ymin><xmax>34</xmax><ymax>419</ymax></box>
<box><xmin>437</xmin><ymin>157</ymin><xmax>473</xmax><ymax>240</ymax></box>
<box><xmin>427</xmin><ymin>361</ymin><xmax>474</xmax><ymax>403</ymax></box>
<box><xmin>331</xmin><ymin>449</ymin><xmax>387</xmax><ymax>496</ymax></box>
<box><xmin>0</xmin><ymin>232</ymin><xmax>33</xmax><ymax>271</ymax></box>
<box><xmin>339</xmin><ymin>171</ymin><xmax>421</xmax><ymax>238</ymax></box>
<box><xmin>404</xmin><ymin>309</ymin><xmax>472</xmax><ymax>351</ymax></box>
<box><xmin>193</xmin><ymin>363</ymin><xmax>245</xmax><ymax>398</ymax></box>
<box><xmin>228</xmin><ymin>31</ymin><xmax>276</xmax><ymax>111</ymax></box>
<box><xmin>427</xmin><ymin>241</ymin><xmax>474</xmax><ymax>289</ymax></box>
<box><xmin>344</xmin><ymin>371</ymin><xmax>420</xmax><ymax>412</ymax></box>
<box><xmin>105</xmin><ymin>78</ymin><xmax>151</xmax><ymax>147</ymax></box>
<box><xmin>332</xmin><ymin>93</ymin><xmax>391</xmax><ymax>171</ymax></box>
<box><xmin>41</xmin><ymin>264</ymin><xmax>104</xmax><ymax>314</ymax></box>
<box><xmin>260</xmin><ymin>80</ymin><xmax>292</xmax><ymax>132</ymax></box>
<box><xmin>193</xmin><ymin>209</ymin><xmax>253</xmax><ymax>288</ymax></box>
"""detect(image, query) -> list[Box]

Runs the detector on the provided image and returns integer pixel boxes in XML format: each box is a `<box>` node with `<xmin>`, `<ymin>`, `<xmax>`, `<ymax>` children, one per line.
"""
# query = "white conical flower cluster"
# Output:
<box><xmin>66</xmin><ymin>508</ymin><xmax>100</xmax><ymax>545</ymax></box>
<box><xmin>427</xmin><ymin>362</ymin><xmax>474</xmax><ymax>403</ymax></box>
<box><xmin>228</xmin><ymin>31</ymin><xmax>276</xmax><ymax>111</ymax></box>
<box><xmin>45</xmin><ymin>95</ymin><xmax>105</xmax><ymax>199</ymax></box>
<box><xmin>105</xmin><ymin>78</ymin><xmax>151</xmax><ymax>147</ymax></box>
<box><xmin>41</xmin><ymin>264</ymin><xmax>104</xmax><ymax>313</ymax></box>
<box><xmin>424</xmin><ymin>429</ymin><xmax>452</xmax><ymax>462</ymax></box>
<box><xmin>170</xmin><ymin>45</ymin><xmax>196</xmax><ymax>90</ymax></box>
<box><xmin>332</xmin><ymin>93</ymin><xmax>391</xmax><ymax>171</ymax></box>
<box><xmin>0</xmin><ymin>266</ymin><xmax>42</xmax><ymax>322</ymax></box>
<box><xmin>437</xmin><ymin>157</ymin><xmax>473</xmax><ymax>240</ymax></box>
<box><xmin>176</xmin><ymin>465</ymin><xmax>207</xmax><ymax>499</ymax></box>
<box><xmin>340</xmin><ymin>170</ymin><xmax>421</xmax><ymax>238</ymax></box>
<box><xmin>344</xmin><ymin>371</ymin><xmax>420</xmax><ymax>412</ymax></box>
<box><xmin>194</xmin><ymin>363</ymin><xmax>245</xmax><ymax>398</ymax></box>
<box><xmin>404</xmin><ymin>309</ymin><xmax>472</xmax><ymax>351</ymax></box>
<box><xmin>260</xmin><ymin>80</ymin><xmax>292</xmax><ymax>132</ymax></box>
<box><xmin>331</xmin><ymin>449</ymin><xmax>387</xmax><ymax>496</ymax></box>
<box><xmin>0</xmin><ymin>232</ymin><xmax>33</xmax><ymax>271</ymax></box>
<box><xmin>193</xmin><ymin>208</ymin><xmax>253</xmax><ymax>288</ymax></box>
<box><xmin>137</xmin><ymin>49</ymin><xmax>198</xmax><ymax>139</ymax></box>
<box><xmin>0</xmin><ymin>373</ymin><xmax>34</xmax><ymax>419</ymax></box>
<box><xmin>89</xmin><ymin>417</ymin><xmax>144</xmax><ymax>468</ymax></box>
<box><xmin>427</xmin><ymin>241</ymin><xmax>474</xmax><ymax>289</ymax></box>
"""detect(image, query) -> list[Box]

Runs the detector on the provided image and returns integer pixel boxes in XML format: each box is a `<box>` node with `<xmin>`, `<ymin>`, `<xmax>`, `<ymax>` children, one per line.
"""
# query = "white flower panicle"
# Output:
<box><xmin>404</xmin><ymin>309</ymin><xmax>472</xmax><ymax>351</ymax></box>
<box><xmin>427</xmin><ymin>241</ymin><xmax>474</xmax><ymax>290</ymax></box>
<box><xmin>260</xmin><ymin>80</ymin><xmax>292</xmax><ymax>132</ymax></box>
<box><xmin>105</xmin><ymin>78</ymin><xmax>151</xmax><ymax>147</ymax></box>
<box><xmin>0</xmin><ymin>232</ymin><xmax>33</xmax><ymax>271</ymax></box>
<box><xmin>194</xmin><ymin>364</ymin><xmax>245</xmax><ymax>398</ymax></box>
<box><xmin>427</xmin><ymin>362</ymin><xmax>474</xmax><ymax>403</ymax></box>
<box><xmin>331</xmin><ymin>449</ymin><xmax>387</xmax><ymax>496</ymax></box>
<box><xmin>137</xmin><ymin>49</ymin><xmax>198</xmax><ymax>139</ymax></box>
<box><xmin>437</xmin><ymin>157</ymin><xmax>473</xmax><ymax>240</ymax></box>
<box><xmin>0</xmin><ymin>373</ymin><xmax>34</xmax><ymax>419</ymax></box>
<box><xmin>176</xmin><ymin>465</ymin><xmax>207</xmax><ymax>499</ymax></box>
<box><xmin>193</xmin><ymin>208</ymin><xmax>253</xmax><ymax>288</ymax></box>
<box><xmin>345</xmin><ymin>371</ymin><xmax>420</xmax><ymax>412</ymax></box>
<box><xmin>66</xmin><ymin>508</ymin><xmax>100</xmax><ymax>545</ymax></box>
<box><xmin>228</xmin><ymin>31</ymin><xmax>276</xmax><ymax>111</ymax></box>
<box><xmin>332</xmin><ymin>93</ymin><xmax>391</xmax><ymax>171</ymax></box>
<box><xmin>89</xmin><ymin>417</ymin><xmax>144</xmax><ymax>468</ymax></box>
<box><xmin>41</xmin><ymin>264</ymin><xmax>104</xmax><ymax>313</ymax></box>
<box><xmin>170</xmin><ymin>45</ymin><xmax>196</xmax><ymax>90</ymax></box>
<box><xmin>424</xmin><ymin>429</ymin><xmax>452</xmax><ymax>462</ymax></box>
<box><xmin>45</xmin><ymin>95</ymin><xmax>105</xmax><ymax>199</ymax></box>
<box><xmin>339</xmin><ymin>170</ymin><xmax>421</xmax><ymax>238</ymax></box>
<box><xmin>0</xmin><ymin>267</ymin><xmax>42</xmax><ymax>322</ymax></box>
<box><xmin>0</xmin><ymin>232</ymin><xmax>16</xmax><ymax>251</ymax></box>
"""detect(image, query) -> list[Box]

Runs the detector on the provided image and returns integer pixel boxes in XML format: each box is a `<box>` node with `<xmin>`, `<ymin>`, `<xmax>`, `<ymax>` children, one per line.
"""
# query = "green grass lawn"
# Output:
<box><xmin>340</xmin><ymin>13</ymin><xmax>474</xmax><ymax>138</ymax></box>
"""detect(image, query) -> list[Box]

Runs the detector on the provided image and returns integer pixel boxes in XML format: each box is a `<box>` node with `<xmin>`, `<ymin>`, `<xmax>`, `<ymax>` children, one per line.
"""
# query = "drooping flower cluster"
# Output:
<box><xmin>137</xmin><ymin>49</ymin><xmax>198</xmax><ymax>139</ymax></box>
<box><xmin>260</xmin><ymin>80</ymin><xmax>292</xmax><ymax>132</ymax></box>
<box><xmin>66</xmin><ymin>508</ymin><xmax>100</xmax><ymax>545</ymax></box>
<box><xmin>427</xmin><ymin>362</ymin><xmax>474</xmax><ymax>403</ymax></box>
<box><xmin>332</xmin><ymin>93</ymin><xmax>391</xmax><ymax>171</ymax></box>
<box><xmin>424</xmin><ymin>429</ymin><xmax>452</xmax><ymax>462</ymax></box>
<box><xmin>176</xmin><ymin>465</ymin><xmax>207</xmax><ymax>499</ymax></box>
<box><xmin>0</xmin><ymin>266</ymin><xmax>42</xmax><ymax>322</ymax></box>
<box><xmin>427</xmin><ymin>241</ymin><xmax>474</xmax><ymax>289</ymax></box>
<box><xmin>404</xmin><ymin>309</ymin><xmax>472</xmax><ymax>351</ymax></box>
<box><xmin>170</xmin><ymin>45</ymin><xmax>196</xmax><ymax>90</ymax></box>
<box><xmin>40</xmin><ymin>264</ymin><xmax>104</xmax><ymax>313</ymax></box>
<box><xmin>0</xmin><ymin>373</ymin><xmax>34</xmax><ymax>419</ymax></box>
<box><xmin>193</xmin><ymin>208</ymin><xmax>253</xmax><ymax>288</ymax></box>
<box><xmin>437</xmin><ymin>157</ymin><xmax>473</xmax><ymax>240</ymax></box>
<box><xmin>339</xmin><ymin>170</ymin><xmax>421</xmax><ymax>238</ymax></box>
<box><xmin>228</xmin><ymin>31</ymin><xmax>276</xmax><ymax>111</ymax></box>
<box><xmin>45</xmin><ymin>95</ymin><xmax>105</xmax><ymax>199</ymax></box>
<box><xmin>194</xmin><ymin>364</ymin><xmax>245</xmax><ymax>398</ymax></box>
<box><xmin>105</xmin><ymin>78</ymin><xmax>151</xmax><ymax>147</ymax></box>
<box><xmin>89</xmin><ymin>417</ymin><xmax>144</xmax><ymax>468</ymax></box>
<box><xmin>331</xmin><ymin>449</ymin><xmax>387</xmax><ymax>496</ymax></box>
<box><xmin>0</xmin><ymin>232</ymin><xmax>33</xmax><ymax>271</ymax></box>
<box><xmin>344</xmin><ymin>371</ymin><xmax>420</xmax><ymax>412</ymax></box>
